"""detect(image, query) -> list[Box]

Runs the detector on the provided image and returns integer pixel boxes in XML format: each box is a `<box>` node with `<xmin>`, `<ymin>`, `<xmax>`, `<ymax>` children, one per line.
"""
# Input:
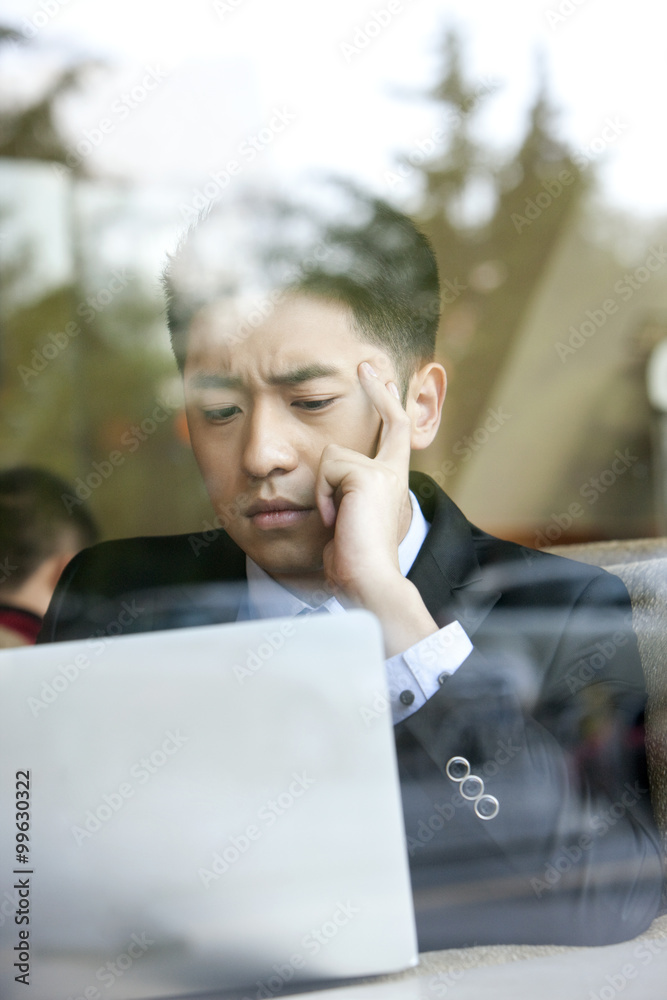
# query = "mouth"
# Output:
<box><xmin>245</xmin><ymin>499</ymin><xmax>314</xmax><ymax>530</ymax></box>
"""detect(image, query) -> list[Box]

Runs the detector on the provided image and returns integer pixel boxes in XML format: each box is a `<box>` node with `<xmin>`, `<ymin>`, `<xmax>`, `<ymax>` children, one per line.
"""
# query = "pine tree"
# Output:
<box><xmin>410</xmin><ymin>34</ymin><xmax>587</xmax><ymax>468</ymax></box>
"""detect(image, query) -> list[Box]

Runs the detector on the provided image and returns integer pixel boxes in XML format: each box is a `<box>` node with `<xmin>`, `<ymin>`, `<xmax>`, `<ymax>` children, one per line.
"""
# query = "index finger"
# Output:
<box><xmin>358</xmin><ymin>362</ymin><xmax>412</xmax><ymax>473</ymax></box>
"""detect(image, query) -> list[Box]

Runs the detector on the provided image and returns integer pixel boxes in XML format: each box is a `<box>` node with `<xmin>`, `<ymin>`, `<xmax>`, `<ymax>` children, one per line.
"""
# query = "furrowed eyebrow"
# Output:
<box><xmin>188</xmin><ymin>364</ymin><xmax>344</xmax><ymax>391</ymax></box>
<box><xmin>188</xmin><ymin>372</ymin><xmax>244</xmax><ymax>390</ymax></box>
<box><xmin>267</xmin><ymin>364</ymin><xmax>344</xmax><ymax>386</ymax></box>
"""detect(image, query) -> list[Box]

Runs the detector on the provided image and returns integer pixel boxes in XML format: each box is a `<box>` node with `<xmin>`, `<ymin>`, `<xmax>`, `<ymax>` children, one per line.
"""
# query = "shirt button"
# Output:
<box><xmin>438</xmin><ymin>672</ymin><xmax>448</xmax><ymax>686</ymax></box>
<box><xmin>399</xmin><ymin>690</ymin><xmax>415</xmax><ymax>706</ymax></box>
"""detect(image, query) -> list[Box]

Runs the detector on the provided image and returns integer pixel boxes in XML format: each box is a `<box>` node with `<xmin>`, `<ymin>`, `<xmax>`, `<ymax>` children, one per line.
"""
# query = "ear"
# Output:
<box><xmin>406</xmin><ymin>362</ymin><xmax>447</xmax><ymax>451</ymax></box>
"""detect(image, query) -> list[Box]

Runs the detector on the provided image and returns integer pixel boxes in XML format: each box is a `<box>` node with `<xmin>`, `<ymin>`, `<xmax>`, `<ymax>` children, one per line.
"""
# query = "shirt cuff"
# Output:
<box><xmin>385</xmin><ymin>621</ymin><xmax>473</xmax><ymax>725</ymax></box>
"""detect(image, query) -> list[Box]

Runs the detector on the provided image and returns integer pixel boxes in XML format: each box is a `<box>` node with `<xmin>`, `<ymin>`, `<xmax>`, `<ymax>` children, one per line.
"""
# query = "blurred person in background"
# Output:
<box><xmin>0</xmin><ymin>466</ymin><xmax>98</xmax><ymax>647</ymax></box>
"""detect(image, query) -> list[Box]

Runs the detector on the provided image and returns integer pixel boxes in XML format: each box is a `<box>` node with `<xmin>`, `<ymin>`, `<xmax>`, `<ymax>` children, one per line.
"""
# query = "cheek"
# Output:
<box><xmin>324</xmin><ymin>391</ymin><xmax>382</xmax><ymax>449</ymax></box>
<box><xmin>342</xmin><ymin>407</ymin><xmax>382</xmax><ymax>457</ymax></box>
<box><xmin>187</xmin><ymin>428</ymin><xmax>212</xmax><ymax>477</ymax></box>
<box><xmin>184</xmin><ymin>408</ymin><xmax>205</xmax><ymax>452</ymax></box>
<box><xmin>187</xmin><ymin>427</ymin><xmax>237</xmax><ymax>497</ymax></box>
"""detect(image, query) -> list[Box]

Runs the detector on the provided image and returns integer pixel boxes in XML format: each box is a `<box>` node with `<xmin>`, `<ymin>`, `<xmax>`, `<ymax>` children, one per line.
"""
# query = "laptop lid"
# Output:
<box><xmin>0</xmin><ymin>610</ymin><xmax>417</xmax><ymax>999</ymax></box>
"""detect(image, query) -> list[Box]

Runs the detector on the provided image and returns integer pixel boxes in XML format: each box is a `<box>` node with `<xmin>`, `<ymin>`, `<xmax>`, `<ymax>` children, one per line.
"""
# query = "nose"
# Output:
<box><xmin>241</xmin><ymin>401</ymin><xmax>298</xmax><ymax>479</ymax></box>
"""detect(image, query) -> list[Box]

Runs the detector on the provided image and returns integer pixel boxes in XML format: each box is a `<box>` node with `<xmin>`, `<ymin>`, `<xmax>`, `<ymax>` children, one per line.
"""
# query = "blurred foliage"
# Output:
<box><xmin>0</xmin><ymin>264</ymin><xmax>210</xmax><ymax>538</ymax></box>
<box><xmin>0</xmin><ymin>28</ymin><xmax>101</xmax><ymax>173</ymax></box>
<box><xmin>0</xmin><ymin>23</ymin><xmax>661</xmax><ymax>542</ymax></box>
<box><xmin>0</xmin><ymin>24</ymin><xmax>211</xmax><ymax>540</ymax></box>
<box><xmin>411</xmin><ymin>30</ymin><xmax>587</xmax><ymax>464</ymax></box>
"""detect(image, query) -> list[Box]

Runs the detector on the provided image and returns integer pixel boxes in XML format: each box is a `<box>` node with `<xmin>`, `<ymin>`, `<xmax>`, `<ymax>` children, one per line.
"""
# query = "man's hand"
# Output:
<box><xmin>315</xmin><ymin>361</ymin><xmax>439</xmax><ymax>657</ymax></box>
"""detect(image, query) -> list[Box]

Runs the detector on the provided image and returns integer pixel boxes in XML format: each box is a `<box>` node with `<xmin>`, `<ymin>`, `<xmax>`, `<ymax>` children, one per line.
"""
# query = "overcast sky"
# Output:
<box><xmin>1</xmin><ymin>0</ymin><xmax>665</xmax><ymax>218</ymax></box>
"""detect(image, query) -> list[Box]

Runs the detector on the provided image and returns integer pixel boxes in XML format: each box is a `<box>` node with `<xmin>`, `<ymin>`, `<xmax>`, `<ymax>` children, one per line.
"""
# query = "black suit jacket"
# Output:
<box><xmin>39</xmin><ymin>473</ymin><xmax>664</xmax><ymax>948</ymax></box>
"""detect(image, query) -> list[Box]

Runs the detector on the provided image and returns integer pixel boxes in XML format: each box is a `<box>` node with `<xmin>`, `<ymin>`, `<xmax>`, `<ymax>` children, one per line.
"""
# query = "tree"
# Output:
<box><xmin>0</xmin><ymin>29</ymin><xmax>207</xmax><ymax>538</ymax></box>
<box><xmin>410</xmin><ymin>32</ymin><xmax>587</xmax><ymax>468</ymax></box>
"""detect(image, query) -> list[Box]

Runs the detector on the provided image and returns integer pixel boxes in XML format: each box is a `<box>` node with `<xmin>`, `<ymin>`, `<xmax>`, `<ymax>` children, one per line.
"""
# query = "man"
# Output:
<box><xmin>39</xmin><ymin>189</ymin><xmax>664</xmax><ymax>948</ymax></box>
<box><xmin>0</xmin><ymin>466</ymin><xmax>97</xmax><ymax>647</ymax></box>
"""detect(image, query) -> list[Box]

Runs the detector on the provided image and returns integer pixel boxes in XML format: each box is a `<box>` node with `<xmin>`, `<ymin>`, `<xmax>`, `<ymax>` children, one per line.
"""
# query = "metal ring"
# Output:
<box><xmin>460</xmin><ymin>775</ymin><xmax>484</xmax><ymax>800</ymax></box>
<box><xmin>474</xmin><ymin>795</ymin><xmax>500</xmax><ymax>821</ymax></box>
<box><xmin>445</xmin><ymin>756</ymin><xmax>470</xmax><ymax>782</ymax></box>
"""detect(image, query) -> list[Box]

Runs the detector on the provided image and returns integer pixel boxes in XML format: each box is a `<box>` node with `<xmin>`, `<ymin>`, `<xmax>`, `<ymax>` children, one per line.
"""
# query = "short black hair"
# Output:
<box><xmin>161</xmin><ymin>184</ymin><xmax>441</xmax><ymax>392</ymax></box>
<box><xmin>0</xmin><ymin>467</ymin><xmax>99</xmax><ymax>591</ymax></box>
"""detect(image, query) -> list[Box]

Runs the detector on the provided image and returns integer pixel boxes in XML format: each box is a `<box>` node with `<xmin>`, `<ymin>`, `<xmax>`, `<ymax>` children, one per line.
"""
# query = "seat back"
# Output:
<box><xmin>604</xmin><ymin>558</ymin><xmax>667</xmax><ymax>861</ymax></box>
<box><xmin>547</xmin><ymin>539</ymin><xmax>667</xmax><ymax>863</ymax></box>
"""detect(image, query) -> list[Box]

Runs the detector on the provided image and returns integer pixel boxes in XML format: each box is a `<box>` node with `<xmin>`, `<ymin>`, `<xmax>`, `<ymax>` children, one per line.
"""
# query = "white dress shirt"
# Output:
<box><xmin>237</xmin><ymin>490</ymin><xmax>473</xmax><ymax>725</ymax></box>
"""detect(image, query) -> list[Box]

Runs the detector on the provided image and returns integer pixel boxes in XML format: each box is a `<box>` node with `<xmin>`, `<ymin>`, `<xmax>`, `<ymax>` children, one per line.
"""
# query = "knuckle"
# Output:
<box><xmin>320</xmin><ymin>442</ymin><xmax>342</xmax><ymax>462</ymax></box>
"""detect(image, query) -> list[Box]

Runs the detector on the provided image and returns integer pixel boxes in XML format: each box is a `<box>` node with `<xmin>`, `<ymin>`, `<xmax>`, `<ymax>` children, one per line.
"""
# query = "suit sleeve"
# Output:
<box><xmin>397</xmin><ymin>567</ymin><xmax>664</xmax><ymax>949</ymax></box>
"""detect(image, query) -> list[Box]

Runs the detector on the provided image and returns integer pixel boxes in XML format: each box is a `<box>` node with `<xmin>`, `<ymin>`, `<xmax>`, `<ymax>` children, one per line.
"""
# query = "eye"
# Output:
<box><xmin>293</xmin><ymin>398</ymin><xmax>337</xmax><ymax>412</ymax></box>
<box><xmin>202</xmin><ymin>405</ymin><xmax>241</xmax><ymax>424</ymax></box>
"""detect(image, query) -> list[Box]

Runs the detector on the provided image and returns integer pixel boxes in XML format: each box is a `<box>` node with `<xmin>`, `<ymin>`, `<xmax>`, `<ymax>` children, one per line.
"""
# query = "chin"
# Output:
<box><xmin>241</xmin><ymin>526</ymin><xmax>330</xmax><ymax>572</ymax></box>
<box><xmin>244</xmin><ymin>539</ymin><xmax>323</xmax><ymax>576</ymax></box>
<box><xmin>256</xmin><ymin>554</ymin><xmax>324</xmax><ymax>579</ymax></box>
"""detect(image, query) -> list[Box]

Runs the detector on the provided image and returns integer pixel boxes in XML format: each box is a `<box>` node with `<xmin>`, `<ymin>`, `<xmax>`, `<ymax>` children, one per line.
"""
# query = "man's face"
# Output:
<box><xmin>183</xmin><ymin>294</ymin><xmax>402</xmax><ymax>583</ymax></box>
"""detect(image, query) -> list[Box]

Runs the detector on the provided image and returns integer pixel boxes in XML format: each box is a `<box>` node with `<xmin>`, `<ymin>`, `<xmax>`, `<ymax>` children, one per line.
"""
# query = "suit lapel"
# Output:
<box><xmin>408</xmin><ymin>472</ymin><xmax>501</xmax><ymax>637</ymax></box>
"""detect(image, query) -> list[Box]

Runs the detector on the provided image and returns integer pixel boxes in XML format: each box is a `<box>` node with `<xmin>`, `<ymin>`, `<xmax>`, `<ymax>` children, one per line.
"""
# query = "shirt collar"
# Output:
<box><xmin>399</xmin><ymin>488</ymin><xmax>429</xmax><ymax>577</ymax></box>
<box><xmin>240</xmin><ymin>490</ymin><xmax>430</xmax><ymax>620</ymax></box>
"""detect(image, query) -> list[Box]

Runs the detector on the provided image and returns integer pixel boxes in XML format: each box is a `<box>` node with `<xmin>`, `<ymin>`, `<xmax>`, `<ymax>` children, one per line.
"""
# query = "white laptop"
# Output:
<box><xmin>0</xmin><ymin>611</ymin><xmax>417</xmax><ymax>1000</ymax></box>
